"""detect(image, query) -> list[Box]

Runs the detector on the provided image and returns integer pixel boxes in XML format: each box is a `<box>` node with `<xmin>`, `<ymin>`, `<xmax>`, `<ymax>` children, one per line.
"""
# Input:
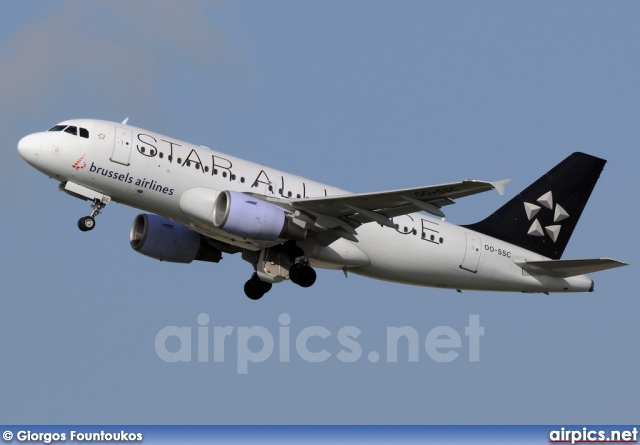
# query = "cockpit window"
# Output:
<box><xmin>48</xmin><ymin>124</ymin><xmax>89</xmax><ymax>138</ymax></box>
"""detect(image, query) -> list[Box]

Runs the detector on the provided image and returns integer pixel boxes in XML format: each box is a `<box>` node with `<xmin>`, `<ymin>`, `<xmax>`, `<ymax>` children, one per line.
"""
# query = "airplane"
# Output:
<box><xmin>17</xmin><ymin>118</ymin><xmax>626</xmax><ymax>299</ymax></box>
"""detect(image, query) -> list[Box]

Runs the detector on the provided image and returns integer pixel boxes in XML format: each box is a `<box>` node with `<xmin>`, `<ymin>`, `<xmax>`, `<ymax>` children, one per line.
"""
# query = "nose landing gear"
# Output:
<box><xmin>77</xmin><ymin>197</ymin><xmax>109</xmax><ymax>232</ymax></box>
<box><xmin>59</xmin><ymin>182</ymin><xmax>111</xmax><ymax>233</ymax></box>
<box><xmin>78</xmin><ymin>215</ymin><xmax>95</xmax><ymax>231</ymax></box>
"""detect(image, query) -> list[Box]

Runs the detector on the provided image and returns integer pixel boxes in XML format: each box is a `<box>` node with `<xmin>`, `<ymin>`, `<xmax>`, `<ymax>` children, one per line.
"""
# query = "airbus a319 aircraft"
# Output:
<box><xmin>18</xmin><ymin>119</ymin><xmax>626</xmax><ymax>299</ymax></box>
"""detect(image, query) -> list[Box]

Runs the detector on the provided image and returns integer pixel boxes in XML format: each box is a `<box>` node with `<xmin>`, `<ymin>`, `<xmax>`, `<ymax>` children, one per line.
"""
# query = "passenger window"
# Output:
<box><xmin>64</xmin><ymin>126</ymin><xmax>78</xmax><ymax>136</ymax></box>
<box><xmin>79</xmin><ymin>128</ymin><xmax>89</xmax><ymax>138</ymax></box>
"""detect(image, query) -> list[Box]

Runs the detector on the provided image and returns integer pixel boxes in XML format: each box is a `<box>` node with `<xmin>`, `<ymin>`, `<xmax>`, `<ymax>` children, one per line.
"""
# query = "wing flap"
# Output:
<box><xmin>516</xmin><ymin>258</ymin><xmax>628</xmax><ymax>278</ymax></box>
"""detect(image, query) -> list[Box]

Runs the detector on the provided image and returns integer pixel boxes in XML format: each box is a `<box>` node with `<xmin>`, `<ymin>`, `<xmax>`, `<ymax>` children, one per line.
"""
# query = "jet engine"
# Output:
<box><xmin>130</xmin><ymin>213</ymin><xmax>221</xmax><ymax>263</ymax></box>
<box><xmin>212</xmin><ymin>190</ymin><xmax>306</xmax><ymax>241</ymax></box>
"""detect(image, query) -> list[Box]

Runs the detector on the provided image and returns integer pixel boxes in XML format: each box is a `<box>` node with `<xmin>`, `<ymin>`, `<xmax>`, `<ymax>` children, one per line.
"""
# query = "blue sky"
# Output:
<box><xmin>0</xmin><ymin>1</ymin><xmax>637</xmax><ymax>424</ymax></box>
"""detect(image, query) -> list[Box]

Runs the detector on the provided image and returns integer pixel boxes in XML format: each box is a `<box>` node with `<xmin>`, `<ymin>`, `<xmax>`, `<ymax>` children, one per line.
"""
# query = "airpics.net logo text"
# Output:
<box><xmin>155</xmin><ymin>314</ymin><xmax>484</xmax><ymax>374</ymax></box>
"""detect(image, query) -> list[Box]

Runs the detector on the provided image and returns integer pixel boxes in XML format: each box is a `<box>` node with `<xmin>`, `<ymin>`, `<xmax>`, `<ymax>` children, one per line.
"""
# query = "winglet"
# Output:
<box><xmin>490</xmin><ymin>179</ymin><xmax>512</xmax><ymax>196</ymax></box>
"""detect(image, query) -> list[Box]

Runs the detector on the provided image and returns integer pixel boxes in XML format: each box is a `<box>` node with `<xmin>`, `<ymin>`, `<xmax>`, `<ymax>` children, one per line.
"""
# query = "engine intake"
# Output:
<box><xmin>212</xmin><ymin>190</ymin><xmax>306</xmax><ymax>241</ymax></box>
<box><xmin>130</xmin><ymin>213</ymin><xmax>221</xmax><ymax>263</ymax></box>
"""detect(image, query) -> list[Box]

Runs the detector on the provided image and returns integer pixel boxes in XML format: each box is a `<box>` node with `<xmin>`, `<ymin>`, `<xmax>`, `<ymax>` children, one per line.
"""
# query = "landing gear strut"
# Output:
<box><xmin>78</xmin><ymin>198</ymin><xmax>109</xmax><ymax>232</ymax></box>
<box><xmin>243</xmin><ymin>273</ymin><xmax>273</xmax><ymax>300</ymax></box>
<box><xmin>59</xmin><ymin>182</ymin><xmax>111</xmax><ymax>233</ymax></box>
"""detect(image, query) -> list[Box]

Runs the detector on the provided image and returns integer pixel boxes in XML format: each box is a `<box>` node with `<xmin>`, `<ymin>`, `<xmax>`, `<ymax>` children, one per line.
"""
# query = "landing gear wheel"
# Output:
<box><xmin>290</xmin><ymin>263</ymin><xmax>317</xmax><ymax>288</ymax></box>
<box><xmin>77</xmin><ymin>216</ymin><xmax>95</xmax><ymax>232</ymax></box>
<box><xmin>243</xmin><ymin>274</ymin><xmax>272</xmax><ymax>300</ymax></box>
<box><xmin>244</xmin><ymin>280</ymin><xmax>264</xmax><ymax>300</ymax></box>
<box><xmin>290</xmin><ymin>263</ymin><xmax>302</xmax><ymax>284</ymax></box>
<box><xmin>76</xmin><ymin>197</ymin><xmax>109</xmax><ymax>232</ymax></box>
<box><xmin>257</xmin><ymin>280</ymin><xmax>273</xmax><ymax>293</ymax></box>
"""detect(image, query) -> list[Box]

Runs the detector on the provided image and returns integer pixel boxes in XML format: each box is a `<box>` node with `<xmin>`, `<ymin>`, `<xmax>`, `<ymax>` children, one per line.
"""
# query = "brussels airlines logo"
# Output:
<box><xmin>523</xmin><ymin>191</ymin><xmax>569</xmax><ymax>242</ymax></box>
<box><xmin>72</xmin><ymin>155</ymin><xmax>87</xmax><ymax>170</ymax></box>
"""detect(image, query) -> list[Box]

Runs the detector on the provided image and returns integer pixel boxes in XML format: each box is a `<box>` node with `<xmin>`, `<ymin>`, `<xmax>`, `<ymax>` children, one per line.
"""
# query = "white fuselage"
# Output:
<box><xmin>18</xmin><ymin>119</ymin><xmax>593</xmax><ymax>293</ymax></box>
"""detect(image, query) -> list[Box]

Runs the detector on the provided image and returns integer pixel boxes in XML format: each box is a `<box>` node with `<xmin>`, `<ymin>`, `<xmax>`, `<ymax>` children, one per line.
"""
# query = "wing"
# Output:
<box><xmin>286</xmin><ymin>179</ymin><xmax>509</xmax><ymax>218</ymax></box>
<box><xmin>264</xmin><ymin>179</ymin><xmax>510</xmax><ymax>243</ymax></box>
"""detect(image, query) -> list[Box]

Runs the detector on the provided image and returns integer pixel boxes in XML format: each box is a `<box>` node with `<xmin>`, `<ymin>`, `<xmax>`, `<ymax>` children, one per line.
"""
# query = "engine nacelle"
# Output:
<box><xmin>212</xmin><ymin>190</ymin><xmax>306</xmax><ymax>241</ymax></box>
<box><xmin>130</xmin><ymin>213</ymin><xmax>221</xmax><ymax>263</ymax></box>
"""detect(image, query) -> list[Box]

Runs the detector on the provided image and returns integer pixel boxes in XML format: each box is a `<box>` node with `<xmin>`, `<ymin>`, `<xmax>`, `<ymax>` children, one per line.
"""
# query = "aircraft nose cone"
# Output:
<box><xmin>18</xmin><ymin>133</ymin><xmax>42</xmax><ymax>165</ymax></box>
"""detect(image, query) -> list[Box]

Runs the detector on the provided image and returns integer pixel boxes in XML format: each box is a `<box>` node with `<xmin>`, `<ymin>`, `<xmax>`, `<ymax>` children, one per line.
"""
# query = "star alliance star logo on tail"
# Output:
<box><xmin>523</xmin><ymin>191</ymin><xmax>569</xmax><ymax>242</ymax></box>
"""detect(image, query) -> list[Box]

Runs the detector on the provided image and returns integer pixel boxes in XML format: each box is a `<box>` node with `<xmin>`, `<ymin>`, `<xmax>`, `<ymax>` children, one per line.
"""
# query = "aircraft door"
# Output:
<box><xmin>460</xmin><ymin>232</ymin><xmax>482</xmax><ymax>273</ymax></box>
<box><xmin>111</xmin><ymin>127</ymin><xmax>133</xmax><ymax>166</ymax></box>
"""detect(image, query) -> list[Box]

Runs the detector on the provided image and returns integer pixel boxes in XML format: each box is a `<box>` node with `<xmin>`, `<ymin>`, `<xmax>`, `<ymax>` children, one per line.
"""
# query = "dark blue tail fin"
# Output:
<box><xmin>464</xmin><ymin>152</ymin><xmax>606</xmax><ymax>260</ymax></box>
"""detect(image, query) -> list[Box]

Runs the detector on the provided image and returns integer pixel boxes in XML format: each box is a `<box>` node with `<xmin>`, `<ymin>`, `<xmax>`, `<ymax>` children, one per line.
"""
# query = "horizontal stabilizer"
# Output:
<box><xmin>516</xmin><ymin>258</ymin><xmax>627</xmax><ymax>278</ymax></box>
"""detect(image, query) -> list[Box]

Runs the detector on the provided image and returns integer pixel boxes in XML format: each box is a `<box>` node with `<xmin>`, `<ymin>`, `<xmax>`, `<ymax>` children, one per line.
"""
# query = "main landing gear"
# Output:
<box><xmin>242</xmin><ymin>263</ymin><xmax>317</xmax><ymax>300</ymax></box>
<box><xmin>242</xmin><ymin>246</ymin><xmax>317</xmax><ymax>300</ymax></box>
<box><xmin>289</xmin><ymin>262</ymin><xmax>317</xmax><ymax>288</ymax></box>
<box><xmin>244</xmin><ymin>273</ymin><xmax>273</xmax><ymax>300</ymax></box>
<box><xmin>77</xmin><ymin>198</ymin><xmax>109</xmax><ymax>232</ymax></box>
